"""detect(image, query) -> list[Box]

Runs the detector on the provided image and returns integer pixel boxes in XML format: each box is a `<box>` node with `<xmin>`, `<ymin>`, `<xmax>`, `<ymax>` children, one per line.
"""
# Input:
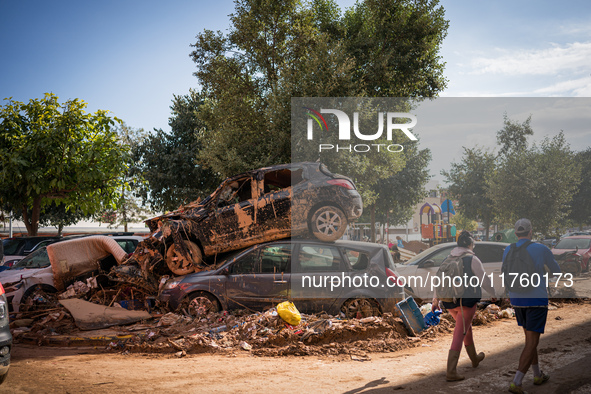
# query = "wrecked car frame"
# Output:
<box><xmin>139</xmin><ymin>162</ymin><xmax>363</xmax><ymax>276</ymax></box>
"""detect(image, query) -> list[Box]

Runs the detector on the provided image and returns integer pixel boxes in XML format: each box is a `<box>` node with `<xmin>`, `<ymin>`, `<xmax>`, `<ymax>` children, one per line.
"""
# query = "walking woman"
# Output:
<box><xmin>432</xmin><ymin>230</ymin><xmax>497</xmax><ymax>381</ymax></box>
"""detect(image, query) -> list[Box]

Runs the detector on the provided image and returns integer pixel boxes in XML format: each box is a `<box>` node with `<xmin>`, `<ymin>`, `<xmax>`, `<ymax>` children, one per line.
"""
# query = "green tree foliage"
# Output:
<box><xmin>453</xmin><ymin>211</ymin><xmax>477</xmax><ymax>233</ymax></box>
<box><xmin>496</xmin><ymin>113</ymin><xmax>533</xmax><ymax>157</ymax></box>
<box><xmin>133</xmin><ymin>90</ymin><xmax>221</xmax><ymax>212</ymax></box>
<box><xmin>568</xmin><ymin>148</ymin><xmax>591</xmax><ymax>229</ymax></box>
<box><xmin>488</xmin><ymin>131</ymin><xmax>581</xmax><ymax>237</ymax></box>
<box><xmin>442</xmin><ymin>147</ymin><xmax>496</xmax><ymax>239</ymax></box>
<box><xmin>39</xmin><ymin>203</ymin><xmax>88</xmax><ymax>236</ymax></box>
<box><xmin>375</xmin><ymin>141</ymin><xmax>432</xmax><ymax>226</ymax></box>
<box><xmin>342</xmin><ymin>0</ymin><xmax>448</xmax><ymax>97</ymax></box>
<box><xmin>94</xmin><ymin>123</ymin><xmax>151</xmax><ymax>231</ymax></box>
<box><xmin>0</xmin><ymin>94</ymin><xmax>129</xmax><ymax>235</ymax></box>
<box><xmin>190</xmin><ymin>0</ymin><xmax>448</xmax><ymax>180</ymax></box>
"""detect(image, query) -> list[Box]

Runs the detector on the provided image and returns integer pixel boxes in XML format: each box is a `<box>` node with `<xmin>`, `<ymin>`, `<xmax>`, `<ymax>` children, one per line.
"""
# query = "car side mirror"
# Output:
<box><xmin>418</xmin><ymin>260</ymin><xmax>435</xmax><ymax>268</ymax></box>
<box><xmin>220</xmin><ymin>267</ymin><xmax>230</xmax><ymax>275</ymax></box>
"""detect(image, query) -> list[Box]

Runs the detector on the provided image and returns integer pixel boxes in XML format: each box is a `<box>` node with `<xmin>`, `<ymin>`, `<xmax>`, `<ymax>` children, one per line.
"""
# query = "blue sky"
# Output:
<box><xmin>1</xmin><ymin>0</ymin><xmax>590</xmax><ymax>177</ymax></box>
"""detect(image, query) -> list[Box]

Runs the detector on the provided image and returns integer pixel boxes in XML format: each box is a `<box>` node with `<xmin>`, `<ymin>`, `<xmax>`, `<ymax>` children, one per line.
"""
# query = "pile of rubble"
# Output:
<box><xmin>10</xmin><ymin>296</ymin><xmax>524</xmax><ymax>357</ymax></box>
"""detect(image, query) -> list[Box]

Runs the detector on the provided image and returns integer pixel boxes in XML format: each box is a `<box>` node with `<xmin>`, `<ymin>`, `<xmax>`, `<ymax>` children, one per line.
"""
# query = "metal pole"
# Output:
<box><xmin>9</xmin><ymin>211</ymin><xmax>13</xmax><ymax>238</ymax></box>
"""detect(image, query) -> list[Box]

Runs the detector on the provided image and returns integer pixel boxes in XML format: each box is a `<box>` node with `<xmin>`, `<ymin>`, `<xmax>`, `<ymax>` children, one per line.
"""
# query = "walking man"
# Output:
<box><xmin>503</xmin><ymin>219</ymin><xmax>561</xmax><ymax>394</ymax></box>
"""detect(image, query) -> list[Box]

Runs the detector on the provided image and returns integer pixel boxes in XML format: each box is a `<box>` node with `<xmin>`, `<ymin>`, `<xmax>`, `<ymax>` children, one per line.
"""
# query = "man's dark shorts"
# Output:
<box><xmin>514</xmin><ymin>307</ymin><xmax>548</xmax><ymax>333</ymax></box>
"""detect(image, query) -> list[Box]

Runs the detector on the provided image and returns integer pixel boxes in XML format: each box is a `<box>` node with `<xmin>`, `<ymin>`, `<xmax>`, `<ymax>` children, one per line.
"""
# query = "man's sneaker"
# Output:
<box><xmin>508</xmin><ymin>383</ymin><xmax>527</xmax><ymax>394</ymax></box>
<box><xmin>533</xmin><ymin>371</ymin><xmax>550</xmax><ymax>385</ymax></box>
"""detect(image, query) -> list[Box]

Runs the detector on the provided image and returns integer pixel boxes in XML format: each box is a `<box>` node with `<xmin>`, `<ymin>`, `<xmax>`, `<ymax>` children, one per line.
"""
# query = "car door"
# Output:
<box><xmin>290</xmin><ymin>242</ymin><xmax>347</xmax><ymax>312</ymax></box>
<box><xmin>205</xmin><ymin>176</ymin><xmax>257</xmax><ymax>251</ymax></box>
<box><xmin>473</xmin><ymin>243</ymin><xmax>507</xmax><ymax>296</ymax></box>
<box><xmin>407</xmin><ymin>246</ymin><xmax>454</xmax><ymax>299</ymax></box>
<box><xmin>225</xmin><ymin>243</ymin><xmax>292</xmax><ymax>310</ymax></box>
<box><xmin>253</xmin><ymin>167</ymin><xmax>297</xmax><ymax>237</ymax></box>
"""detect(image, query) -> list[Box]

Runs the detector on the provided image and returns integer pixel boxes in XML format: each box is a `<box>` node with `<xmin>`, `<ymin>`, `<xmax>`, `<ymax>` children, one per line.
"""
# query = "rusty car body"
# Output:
<box><xmin>159</xmin><ymin>239</ymin><xmax>404</xmax><ymax>318</ymax></box>
<box><xmin>143</xmin><ymin>162</ymin><xmax>363</xmax><ymax>276</ymax></box>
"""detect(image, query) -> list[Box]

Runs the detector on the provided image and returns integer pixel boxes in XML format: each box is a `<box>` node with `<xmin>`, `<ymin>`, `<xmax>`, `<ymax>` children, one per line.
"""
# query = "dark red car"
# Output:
<box><xmin>551</xmin><ymin>236</ymin><xmax>591</xmax><ymax>273</ymax></box>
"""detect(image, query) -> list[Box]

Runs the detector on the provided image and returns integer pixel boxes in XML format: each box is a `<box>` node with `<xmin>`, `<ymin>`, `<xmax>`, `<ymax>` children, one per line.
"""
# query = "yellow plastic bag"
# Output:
<box><xmin>277</xmin><ymin>301</ymin><xmax>301</xmax><ymax>326</ymax></box>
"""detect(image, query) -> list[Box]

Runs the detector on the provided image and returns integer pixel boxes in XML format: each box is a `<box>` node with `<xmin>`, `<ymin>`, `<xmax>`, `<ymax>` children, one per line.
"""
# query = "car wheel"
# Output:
<box><xmin>341</xmin><ymin>298</ymin><xmax>381</xmax><ymax>319</ymax></box>
<box><xmin>559</xmin><ymin>258</ymin><xmax>582</xmax><ymax>276</ymax></box>
<box><xmin>166</xmin><ymin>240</ymin><xmax>203</xmax><ymax>276</ymax></box>
<box><xmin>20</xmin><ymin>285</ymin><xmax>58</xmax><ymax>313</ymax></box>
<box><xmin>183</xmin><ymin>292</ymin><xmax>220</xmax><ymax>318</ymax></box>
<box><xmin>310</xmin><ymin>206</ymin><xmax>347</xmax><ymax>242</ymax></box>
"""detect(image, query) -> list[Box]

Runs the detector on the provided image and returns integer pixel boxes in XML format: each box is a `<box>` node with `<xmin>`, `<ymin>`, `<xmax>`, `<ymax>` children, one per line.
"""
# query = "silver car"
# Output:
<box><xmin>395</xmin><ymin>241</ymin><xmax>509</xmax><ymax>299</ymax></box>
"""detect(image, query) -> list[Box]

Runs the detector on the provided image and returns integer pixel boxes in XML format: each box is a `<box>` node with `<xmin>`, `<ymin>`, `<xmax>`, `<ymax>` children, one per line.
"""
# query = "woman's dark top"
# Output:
<box><xmin>441</xmin><ymin>255</ymin><xmax>482</xmax><ymax>309</ymax></box>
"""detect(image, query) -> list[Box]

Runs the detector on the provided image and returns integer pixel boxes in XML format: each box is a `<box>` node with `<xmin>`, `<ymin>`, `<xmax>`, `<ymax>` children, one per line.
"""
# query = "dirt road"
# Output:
<box><xmin>2</xmin><ymin>302</ymin><xmax>590</xmax><ymax>393</ymax></box>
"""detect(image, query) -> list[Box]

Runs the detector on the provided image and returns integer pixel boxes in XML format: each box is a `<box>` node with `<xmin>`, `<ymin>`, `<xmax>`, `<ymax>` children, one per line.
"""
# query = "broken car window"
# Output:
<box><xmin>263</xmin><ymin>168</ymin><xmax>304</xmax><ymax>194</ymax></box>
<box><xmin>218</xmin><ymin>178</ymin><xmax>253</xmax><ymax>208</ymax></box>
<box><xmin>344</xmin><ymin>249</ymin><xmax>370</xmax><ymax>271</ymax></box>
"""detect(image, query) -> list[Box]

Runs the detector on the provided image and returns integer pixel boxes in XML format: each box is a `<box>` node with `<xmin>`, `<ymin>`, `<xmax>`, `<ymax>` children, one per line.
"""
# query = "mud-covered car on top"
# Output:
<box><xmin>145</xmin><ymin>162</ymin><xmax>363</xmax><ymax>276</ymax></box>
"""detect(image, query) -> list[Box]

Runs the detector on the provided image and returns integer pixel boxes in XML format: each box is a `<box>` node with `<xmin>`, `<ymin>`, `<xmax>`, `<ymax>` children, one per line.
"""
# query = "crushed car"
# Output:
<box><xmin>133</xmin><ymin>162</ymin><xmax>363</xmax><ymax>276</ymax></box>
<box><xmin>0</xmin><ymin>236</ymin><xmax>129</xmax><ymax>313</ymax></box>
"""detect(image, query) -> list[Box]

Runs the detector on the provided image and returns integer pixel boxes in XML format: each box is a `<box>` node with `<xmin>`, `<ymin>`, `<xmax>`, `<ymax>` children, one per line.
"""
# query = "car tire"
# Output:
<box><xmin>341</xmin><ymin>298</ymin><xmax>381</xmax><ymax>319</ymax></box>
<box><xmin>165</xmin><ymin>240</ymin><xmax>203</xmax><ymax>276</ymax></box>
<box><xmin>559</xmin><ymin>258</ymin><xmax>582</xmax><ymax>276</ymax></box>
<box><xmin>310</xmin><ymin>206</ymin><xmax>347</xmax><ymax>242</ymax></box>
<box><xmin>184</xmin><ymin>292</ymin><xmax>220</xmax><ymax>318</ymax></box>
<box><xmin>20</xmin><ymin>285</ymin><xmax>58</xmax><ymax>313</ymax></box>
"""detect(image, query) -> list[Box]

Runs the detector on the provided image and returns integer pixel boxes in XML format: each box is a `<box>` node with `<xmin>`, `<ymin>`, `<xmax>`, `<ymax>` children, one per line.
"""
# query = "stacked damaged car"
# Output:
<box><xmin>3</xmin><ymin>163</ymin><xmax>413</xmax><ymax>357</ymax></box>
<box><xmin>124</xmin><ymin>161</ymin><xmax>406</xmax><ymax>319</ymax></box>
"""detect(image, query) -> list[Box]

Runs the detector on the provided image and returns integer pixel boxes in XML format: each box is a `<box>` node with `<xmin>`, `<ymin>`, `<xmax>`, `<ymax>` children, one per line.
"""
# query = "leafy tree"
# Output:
<box><xmin>133</xmin><ymin>90</ymin><xmax>221</xmax><ymax>212</ymax></box>
<box><xmin>442</xmin><ymin>147</ymin><xmax>497</xmax><ymax>239</ymax></box>
<box><xmin>373</xmin><ymin>140</ymin><xmax>432</xmax><ymax>231</ymax></box>
<box><xmin>496</xmin><ymin>113</ymin><xmax>533</xmax><ymax>157</ymax></box>
<box><xmin>39</xmin><ymin>203</ymin><xmax>89</xmax><ymax>236</ymax></box>
<box><xmin>190</xmin><ymin>0</ymin><xmax>448</xmax><ymax>178</ymax></box>
<box><xmin>568</xmin><ymin>148</ymin><xmax>591</xmax><ymax>229</ymax></box>
<box><xmin>0</xmin><ymin>94</ymin><xmax>129</xmax><ymax>235</ymax></box>
<box><xmin>488</xmin><ymin>131</ymin><xmax>580</xmax><ymax>237</ymax></box>
<box><xmin>453</xmin><ymin>211</ymin><xmax>477</xmax><ymax>232</ymax></box>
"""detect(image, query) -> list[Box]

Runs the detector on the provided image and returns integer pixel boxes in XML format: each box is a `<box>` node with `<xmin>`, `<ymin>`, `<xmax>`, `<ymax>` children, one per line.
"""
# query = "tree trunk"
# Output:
<box><xmin>22</xmin><ymin>197</ymin><xmax>42</xmax><ymax>236</ymax></box>
<box><xmin>484</xmin><ymin>219</ymin><xmax>490</xmax><ymax>240</ymax></box>
<box><xmin>58</xmin><ymin>224</ymin><xmax>64</xmax><ymax>236</ymax></box>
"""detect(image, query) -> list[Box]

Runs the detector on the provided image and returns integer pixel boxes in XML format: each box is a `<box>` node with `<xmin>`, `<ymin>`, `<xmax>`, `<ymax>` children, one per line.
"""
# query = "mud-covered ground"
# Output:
<box><xmin>2</xmin><ymin>301</ymin><xmax>590</xmax><ymax>393</ymax></box>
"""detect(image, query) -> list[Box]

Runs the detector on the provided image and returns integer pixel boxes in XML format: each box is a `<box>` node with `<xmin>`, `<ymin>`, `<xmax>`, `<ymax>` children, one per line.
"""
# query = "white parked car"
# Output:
<box><xmin>395</xmin><ymin>241</ymin><xmax>509</xmax><ymax>300</ymax></box>
<box><xmin>0</xmin><ymin>235</ymin><xmax>143</xmax><ymax>313</ymax></box>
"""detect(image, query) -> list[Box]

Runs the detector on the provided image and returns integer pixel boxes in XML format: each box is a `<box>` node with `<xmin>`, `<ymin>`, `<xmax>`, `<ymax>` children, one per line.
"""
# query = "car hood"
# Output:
<box><xmin>552</xmin><ymin>248</ymin><xmax>579</xmax><ymax>255</ymax></box>
<box><xmin>0</xmin><ymin>267</ymin><xmax>47</xmax><ymax>286</ymax></box>
<box><xmin>145</xmin><ymin>201</ymin><xmax>211</xmax><ymax>232</ymax></box>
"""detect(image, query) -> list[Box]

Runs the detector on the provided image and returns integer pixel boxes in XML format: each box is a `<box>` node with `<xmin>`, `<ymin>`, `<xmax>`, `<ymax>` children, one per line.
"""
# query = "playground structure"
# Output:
<box><xmin>419</xmin><ymin>199</ymin><xmax>457</xmax><ymax>246</ymax></box>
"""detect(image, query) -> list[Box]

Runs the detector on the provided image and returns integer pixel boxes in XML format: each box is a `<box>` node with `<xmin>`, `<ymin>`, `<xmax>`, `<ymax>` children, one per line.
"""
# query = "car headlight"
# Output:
<box><xmin>0</xmin><ymin>300</ymin><xmax>8</xmax><ymax>326</ymax></box>
<box><xmin>163</xmin><ymin>280</ymin><xmax>182</xmax><ymax>290</ymax></box>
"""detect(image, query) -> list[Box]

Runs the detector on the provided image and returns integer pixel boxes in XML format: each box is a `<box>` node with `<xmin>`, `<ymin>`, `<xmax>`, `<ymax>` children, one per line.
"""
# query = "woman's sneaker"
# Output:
<box><xmin>533</xmin><ymin>371</ymin><xmax>550</xmax><ymax>385</ymax></box>
<box><xmin>508</xmin><ymin>383</ymin><xmax>527</xmax><ymax>394</ymax></box>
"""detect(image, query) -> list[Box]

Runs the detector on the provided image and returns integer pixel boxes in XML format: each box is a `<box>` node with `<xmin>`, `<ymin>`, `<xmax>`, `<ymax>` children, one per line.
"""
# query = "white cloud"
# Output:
<box><xmin>534</xmin><ymin>76</ymin><xmax>591</xmax><ymax>96</ymax></box>
<box><xmin>469</xmin><ymin>42</ymin><xmax>591</xmax><ymax>75</ymax></box>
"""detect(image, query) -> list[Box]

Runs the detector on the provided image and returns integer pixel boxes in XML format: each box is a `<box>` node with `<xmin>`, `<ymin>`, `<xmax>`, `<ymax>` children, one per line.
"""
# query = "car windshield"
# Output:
<box><xmin>400</xmin><ymin>246</ymin><xmax>446</xmax><ymax>266</ymax></box>
<box><xmin>11</xmin><ymin>247</ymin><xmax>50</xmax><ymax>269</ymax></box>
<box><xmin>555</xmin><ymin>238</ymin><xmax>591</xmax><ymax>250</ymax></box>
